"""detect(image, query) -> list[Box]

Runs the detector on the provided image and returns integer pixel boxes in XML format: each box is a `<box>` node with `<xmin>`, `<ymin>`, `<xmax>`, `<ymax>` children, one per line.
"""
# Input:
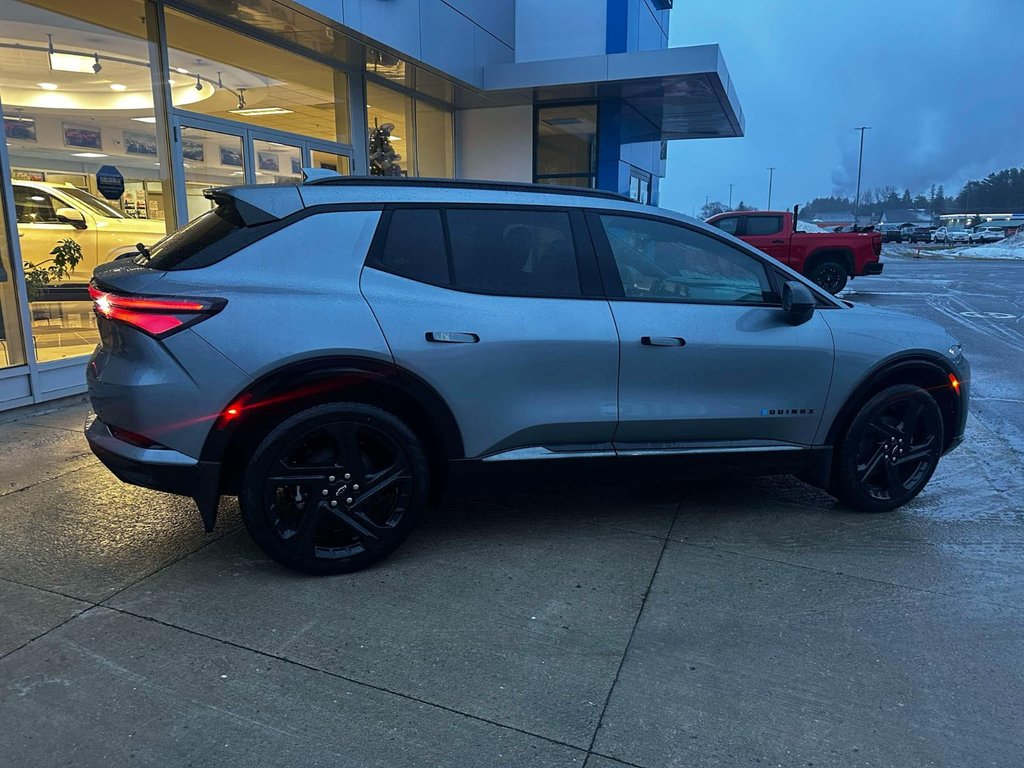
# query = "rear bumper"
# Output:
<box><xmin>85</xmin><ymin>413</ymin><xmax>221</xmax><ymax>530</ymax></box>
<box><xmin>862</xmin><ymin>261</ymin><xmax>884</xmax><ymax>276</ymax></box>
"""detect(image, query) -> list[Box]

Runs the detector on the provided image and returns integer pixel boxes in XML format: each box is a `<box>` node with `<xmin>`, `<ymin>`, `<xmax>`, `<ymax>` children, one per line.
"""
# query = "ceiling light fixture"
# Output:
<box><xmin>47</xmin><ymin>35</ymin><xmax>102</xmax><ymax>73</ymax></box>
<box><xmin>132</xmin><ymin>116</ymin><xmax>157</xmax><ymax>123</ymax></box>
<box><xmin>229</xmin><ymin>106</ymin><xmax>294</xmax><ymax>117</ymax></box>
<box><xmin>109</xmin><ymin>83</ymin><xmax>127</xmax><ymax>91</ymax></box>
<box><xmin>38</xmin><ymin>82</ymin><xmax>58</xmax><ymax>90</ymax></box>
<box><xmin>195</xmin><ymin>74</ymin><xmax>203</xmax><ymax>91</ymax></box>
<box><xmin>71</xmin><ymin>152</ymin><xmax>108</xmax><ymax>158</ymax></box>
<box><xmin>175</xmin><ymin>67</ymin><xmax>189</xmax><ymax>74</ymax></box>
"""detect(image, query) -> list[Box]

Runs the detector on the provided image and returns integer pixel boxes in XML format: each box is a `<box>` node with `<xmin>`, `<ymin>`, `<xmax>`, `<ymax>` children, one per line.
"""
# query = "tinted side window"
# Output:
<box><xmin>599</xmin><ymin>215</ymin><xmax>775</xmax><ymax>304</ymax></box>
<box><xmin>713</xmin><ymin>217</ymin><xmax>739</xmax><ymax>235</ymax></box>
<box><xmin>746</xmin><ymin>216</ymin><xmax>783</xmax><ymax>236</ymax></box>
<box><xmin>144</xmin><ymin>204</ymin><xmax>248</xmax><ymax>270</ymax></box>
<box><xmin>446</xmin><ymin>209</ymin><xmax>581</xmax><ymax>297</ymax></box>
<box><xmin>378</xmin><ymin>209</ymin><xmax>449</xmax><ymax>285</ymax></box>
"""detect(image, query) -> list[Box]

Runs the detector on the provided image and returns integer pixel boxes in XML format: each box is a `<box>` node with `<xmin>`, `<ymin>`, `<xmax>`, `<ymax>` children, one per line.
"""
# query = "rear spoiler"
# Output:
<box><xmin>203</xmin><ymin>185</ymin><xmax>304</xmax><ymax>226</ymax></box>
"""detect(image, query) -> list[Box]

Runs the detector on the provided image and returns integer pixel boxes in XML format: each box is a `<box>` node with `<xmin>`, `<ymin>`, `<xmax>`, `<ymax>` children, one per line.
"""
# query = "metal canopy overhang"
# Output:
<box><xmin>465</xmin><ymin>44</ymin><xmax>744</xmax><ymax>142</ymax></box>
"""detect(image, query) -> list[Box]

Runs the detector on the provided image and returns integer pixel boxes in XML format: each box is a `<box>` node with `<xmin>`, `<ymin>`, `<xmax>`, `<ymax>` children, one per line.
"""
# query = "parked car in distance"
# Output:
<box><xmin>969</xmin><ymin>226</ymin><xmax>1006</xmax><ymax>244</ymax></box>
<box><xmin>879</xmin><ymin>224</ymin><xmax>905</xmax><ymax>243</ymax></box>
<box><xmin>706</xmin><ymin>209</ymin><xmax>883</xmax><ymax>293</ymax></box>
<box><xmin>949</xmin><ymin>229</ymin><xmax>972</xmax><ymax>244</ymax></box>
<box><xmin>932</xmin><ymin>227</ymin><xmax>954</xmax><ymax>243</ymax></box>
<box><xmin>906</xmin><ymin>225</ymin><xmax>934</xmax><ymax>243</ymax></box>
<box><xmin>12</xmin><ymin>180</ymin><xmax>166</xmax><ymax>284</ymax></box>
<box><xmin>85</xmin><ymin>177</ymin><xmax>969</xmax><ymax>574</ymax></box>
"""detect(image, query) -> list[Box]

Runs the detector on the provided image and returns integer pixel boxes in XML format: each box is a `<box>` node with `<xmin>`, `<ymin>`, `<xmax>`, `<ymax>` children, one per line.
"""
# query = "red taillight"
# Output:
<box><xmin>89</xmin><ymin>282</ymin><xmax>224</xmax><ymax>338</ymax></box>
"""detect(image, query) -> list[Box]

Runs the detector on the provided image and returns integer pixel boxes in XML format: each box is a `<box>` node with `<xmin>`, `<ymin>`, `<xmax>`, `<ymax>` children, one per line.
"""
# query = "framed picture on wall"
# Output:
<box><xmin>219</xmin><ymin>145</ymin><xmax>243</xmax><ymax>167</ymax></box>
<box><xmin>124</xmin><ymin>131</ymin><xmax>158</xmax><ymax>156</ymax></box>
<box><xmin>63</xmin><ymin>123</ymin><xmax>103</xmax><ymax>150</ymax></box>
<box><xmin>182</xmin><ymin>140</ymin><xmax>205</xmax><ymax>162</ymax></box>
<box><xmin>257</xmin><ymin>151</ymin><xmax>280</xmax><ymax>173</ymax></box>
<box><xmin>3</xmin><ymin>116</ymin><xmax>36</xmax><ymax>142</ymax></box>
<box><xmin>291</xmin><ymin>157</ymin><xmax>302</xmax><ymax>175</ymax></box>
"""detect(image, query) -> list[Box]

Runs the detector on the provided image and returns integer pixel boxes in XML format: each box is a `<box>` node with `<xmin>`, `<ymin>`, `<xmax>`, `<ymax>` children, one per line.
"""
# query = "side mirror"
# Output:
<box><xmin>56</xmin><ymin>208</ymin><xmax>87</xmax><ymax>229</ymax></box>
<box><xmin>782</xmin><ymin>280</ymin><xmax>815</xmax><ymax>325</ymax></box>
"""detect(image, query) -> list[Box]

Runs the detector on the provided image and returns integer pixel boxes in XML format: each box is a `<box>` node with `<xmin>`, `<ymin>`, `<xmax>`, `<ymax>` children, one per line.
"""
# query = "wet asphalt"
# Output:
<box><xmin>0</xmin><ymin>255</ymin><xmax>1022</xmax><ymax>768</ymax></box>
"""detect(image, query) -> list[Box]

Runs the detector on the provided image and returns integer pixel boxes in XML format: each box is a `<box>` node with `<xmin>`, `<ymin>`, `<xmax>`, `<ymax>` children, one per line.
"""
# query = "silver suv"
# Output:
<box><xmin>85</xmin><ymin>177</ymin><xmax>970</xmax><ymax>574</ymax></box>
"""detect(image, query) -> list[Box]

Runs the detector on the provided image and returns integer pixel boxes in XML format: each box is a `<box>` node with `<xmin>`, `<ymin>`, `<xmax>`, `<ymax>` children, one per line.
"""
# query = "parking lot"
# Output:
<box><xmin>1</xmin><ymin>256</ymin><xmax>1022</xmax><ymax>768</ymax></box>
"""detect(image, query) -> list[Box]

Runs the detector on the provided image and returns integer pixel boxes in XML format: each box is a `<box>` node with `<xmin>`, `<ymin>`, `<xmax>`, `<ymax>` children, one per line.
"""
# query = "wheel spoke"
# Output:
<box><xmin>900</xmin><ymin>401</ymin><xmax>924</xmax><ymax>437</ymax></box>
<box><xmin>285</xmin><ymin>503</ymin><xmax>322</xmax><ymax>554</ymax></box>
<box><xmin>894</xmin><ymin>441</ymin><xmax>935</xmax><ymax>466</ymax></box>
<box><xmin>857</xmin><ymin>446</ymin><xmax>886</xmax><ymax>481</ymax></box>
<box><xmin>323</xmin><ymin>423</ymin><xmax>364</xmax><ymax>479</ymax></box>
<box><xmin>351</xmin><ymin>459</ymin><xmax>412</xmax><ymax>512</ymax></box>
<box><xmin>325</xmin><ymin>505</ymin><xmax>387</xmax><ymax>543</ymax></box>
<box><xmin>883</xmin><ymin>461</ymin><xmax>904</xmax><ymax>491</ymax></box>
<box><xmin>868</xmin><ymin>419</ymin><xmax>900</xmax><ymax>440</ymax></box>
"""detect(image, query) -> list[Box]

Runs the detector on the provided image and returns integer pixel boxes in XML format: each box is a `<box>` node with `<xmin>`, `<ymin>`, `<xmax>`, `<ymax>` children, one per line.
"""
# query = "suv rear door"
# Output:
<box><xmin>588</xmin><ymin>211</ymin><xmax>834</xmax><ymax>448</ymax></box>
<box><xmin>359</xmin><ymin>205</ymin><xmax>619</xmax><ymax>459</ymax></box>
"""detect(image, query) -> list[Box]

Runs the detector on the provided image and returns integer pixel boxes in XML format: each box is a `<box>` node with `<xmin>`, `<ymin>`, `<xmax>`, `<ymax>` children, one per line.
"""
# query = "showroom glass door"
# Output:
<box><xmin>174</xmin><ymin>116</ymin><xmax>352</xmax><ymax>223</ymax></box>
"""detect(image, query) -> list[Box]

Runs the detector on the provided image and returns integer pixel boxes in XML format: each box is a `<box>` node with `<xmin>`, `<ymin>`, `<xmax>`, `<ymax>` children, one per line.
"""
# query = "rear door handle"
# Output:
<box><xmin>641</xmin><ymin>336</ymin><xmax>686</xmax><ymax>347</ymax></box>
<box><xmin>426</xmin><ymin>331</ymin><xmax>479</xmax><ymax>344</ymax></box>
<box><xmin>771</xmin><ymin>239</ymin><xmax>785</xmax><ymax>244</ymax></box>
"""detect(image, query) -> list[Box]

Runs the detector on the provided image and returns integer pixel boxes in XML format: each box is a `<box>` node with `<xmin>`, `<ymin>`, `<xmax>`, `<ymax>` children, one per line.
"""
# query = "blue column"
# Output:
<box><xmin>596</xmin><ymin>99</ymin><xmax>623</xmax><ymax>195</ymax></box>
<box><xmin>606</xmin><ymin>0</ymin><xmax>629</xmax><ymax>54</ymax></box>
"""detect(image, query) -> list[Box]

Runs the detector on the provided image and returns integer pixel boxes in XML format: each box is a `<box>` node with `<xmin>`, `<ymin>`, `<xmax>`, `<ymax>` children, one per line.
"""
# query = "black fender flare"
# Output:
<box><xmin>201</xmin><ymin>355</ymin><xmax>464</xmax><ymax>464</ymax></box>
<box><xmin>823</xmin><ymin>351</ymin><xmax>962</xmax><ymax>448</ymax></box>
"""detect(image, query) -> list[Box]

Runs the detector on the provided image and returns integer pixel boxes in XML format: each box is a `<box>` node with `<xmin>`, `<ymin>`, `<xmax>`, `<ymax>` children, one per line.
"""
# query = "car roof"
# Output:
<box><xmin>205</xmin><ymin>176</ymin><xmax>690</xmax><ymax>227</ymax></box>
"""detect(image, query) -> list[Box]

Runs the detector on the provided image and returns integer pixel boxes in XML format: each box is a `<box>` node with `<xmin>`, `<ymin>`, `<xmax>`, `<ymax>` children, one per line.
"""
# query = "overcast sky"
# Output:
<box><xmin>659</xmin><ymin>0</ymin><xmax>1023</xmax><ymax>216</ymax></box>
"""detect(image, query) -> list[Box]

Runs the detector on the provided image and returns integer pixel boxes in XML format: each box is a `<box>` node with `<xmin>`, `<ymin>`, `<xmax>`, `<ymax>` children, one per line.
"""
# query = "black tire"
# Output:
<box><xmin>833</xmin><ymin>384</ymin><xmax>944</xmax><ymax>512</ymax></box>
<box><xmin>808</xmin><ymin>259</ymin><xmax>849</xmax><ymax>294</ymax></box>
<box><xmin>240</xmin><ymin>402</ymin><xmax>430</xmax><ymax>574</ymax></box>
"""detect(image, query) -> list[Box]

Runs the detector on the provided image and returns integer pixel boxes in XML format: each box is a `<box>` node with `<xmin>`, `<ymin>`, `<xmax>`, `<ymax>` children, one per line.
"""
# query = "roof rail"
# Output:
<box><xmin>303</xmin><ymin>175</ymin><xmax>631</xmax><ymax>202</ymax></box>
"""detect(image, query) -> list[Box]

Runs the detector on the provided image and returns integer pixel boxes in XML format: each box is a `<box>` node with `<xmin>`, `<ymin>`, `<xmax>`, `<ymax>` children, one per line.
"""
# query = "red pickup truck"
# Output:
<box><xmin>705</xmin><ymin>210</ymin><xmax>883</xmax><ymax>294</ymax></box>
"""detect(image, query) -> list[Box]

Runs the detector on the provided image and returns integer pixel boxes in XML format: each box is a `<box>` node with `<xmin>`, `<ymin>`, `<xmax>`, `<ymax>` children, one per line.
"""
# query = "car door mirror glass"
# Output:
<box><xmin>782</xmin><ymin>280</ymin><xmax>815</xmax><ymax>325</ymax></box>
<box><xmin>56</xmin><ymin>207</ymin><xmax>87</xmax><ymax>229</ymax></box>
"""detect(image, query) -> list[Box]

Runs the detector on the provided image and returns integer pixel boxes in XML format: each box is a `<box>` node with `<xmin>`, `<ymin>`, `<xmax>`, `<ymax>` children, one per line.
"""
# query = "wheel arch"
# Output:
<box><xmin>824</xmin><ymin>352</ymin><xmax>963</xmax><ymax>454</ymax></box>
<box><xmin>806</xmin><ymin>247</ymin><xmax>855</xmax><ymax>276</ymax></box>
<box><xmin>202</xmin><ymin>355</ymin><xmax>464</xmax><ymax>498</ymax></box>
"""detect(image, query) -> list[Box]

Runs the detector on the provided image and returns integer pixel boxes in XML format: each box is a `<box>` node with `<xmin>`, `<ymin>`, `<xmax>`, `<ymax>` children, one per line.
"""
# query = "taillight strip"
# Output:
<box><xmin>89</xmin><ymin>282</ymin><xmax>225</xmax><ymax>338</ymax></box>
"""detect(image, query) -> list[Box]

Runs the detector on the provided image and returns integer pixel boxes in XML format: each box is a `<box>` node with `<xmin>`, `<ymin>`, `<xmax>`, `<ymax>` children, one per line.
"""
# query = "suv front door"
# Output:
<box><xmin>588</xmin><ymin>211</ymin><xmax>835</xmax><ymax>448</ymax></box>
<box><xmin>13</xmin><ymin>184</ymin><xmax>96</xmax><ymax>282</ymax></box>
<box><xmin>360</xmin><ymin>206</ymin><xmax>619</xmax><ymax>459</ymax></box>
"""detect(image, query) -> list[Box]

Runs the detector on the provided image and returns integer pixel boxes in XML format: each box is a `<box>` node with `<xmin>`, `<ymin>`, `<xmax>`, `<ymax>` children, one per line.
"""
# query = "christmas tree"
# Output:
<box><xmin>369</xmin><ymin>121</ymin><xmax>403</xmax><ymax>176</ymax></box>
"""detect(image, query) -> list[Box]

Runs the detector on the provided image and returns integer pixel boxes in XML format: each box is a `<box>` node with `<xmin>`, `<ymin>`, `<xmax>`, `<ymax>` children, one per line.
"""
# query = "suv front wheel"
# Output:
<box><xmin>240</xmin><ymin>402</ymin><xmax>430</xmax><ymax>574</ymax></box>
<box><xmin>833</xmin><ymin>384</ymin><xmax>944</xmax><ymax>512</ymax></box>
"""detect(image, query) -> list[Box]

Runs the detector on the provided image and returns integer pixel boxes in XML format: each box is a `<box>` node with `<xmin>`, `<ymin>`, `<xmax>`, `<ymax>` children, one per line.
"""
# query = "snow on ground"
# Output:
<box><xmin>949</xmin><ymin>233</ymin><xmax>1024</xmax><ymax>260</ymax></box>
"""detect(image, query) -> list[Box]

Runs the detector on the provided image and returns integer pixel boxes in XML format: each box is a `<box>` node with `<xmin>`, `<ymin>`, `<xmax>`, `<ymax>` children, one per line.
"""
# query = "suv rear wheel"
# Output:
<box><xmin>833</xmin><ymin>384</ymin><xmax>943</xmax><ymax>512</ymax></box>
<box><xmin>808</xmin><ymin>258</ymin><xmax>849</xmax><ymax>294</ymax></box>
<box><xmin>240</xmin><ymin>402</ymin><xmax>429</xmax><ymax>574</ymax></box>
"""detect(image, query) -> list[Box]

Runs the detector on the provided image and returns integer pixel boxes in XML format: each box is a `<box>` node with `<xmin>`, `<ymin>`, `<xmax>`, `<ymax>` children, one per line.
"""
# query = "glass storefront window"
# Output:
<box><xmin>165</xmin><ymin>7</ymin><xmax>350</xmax><ymax>145</ymax></box>
<box><xmin>0</xmin><ymin>186</ymin><xmax>28</xmax><ymax>368</ymax></box>
<box><xmin>179</xmin><ymin>126</ymin><xmax>245</xmax><ymax>221</ymax></box>
<box><xmin>253</xmin><ymin>139</ymin><xmax>302</xmax><ymax>185</ymax></box>
<box><xmin>415</xmin><ymin>101</ymin><xmax>453</xmax><ymax>178</ymax></box>
<box><xmin>367</xmin><ymin>81</ymin><xmax>413</xmax><ymax>177</ymax></box>
<box><xmin>310</xmin><ymin>150</ymin><xmax>350</xmax><ymax>175</ymax></box>
<box><xmin>535</xmin><ymin>104</ymin><xmax>597</xmax><ymax>187</ymax></box>
<box><xmin>367</xmin><ymin>80</ymin><xmax>453</xmax><ymax>178</ymax></box>
<box><xmin>0</xmin><ymin>0</ymin><xmax>172</xmax><ymax>362</ymax></box>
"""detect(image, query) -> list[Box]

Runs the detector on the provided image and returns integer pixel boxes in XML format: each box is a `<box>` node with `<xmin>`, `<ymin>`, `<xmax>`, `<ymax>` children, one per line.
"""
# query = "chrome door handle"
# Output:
<box><xmin>426</xmin><ymin>331</ymin><xmax>479</xmax><ymax>344</ymax></box>
<box><xmin>641</xmin><ymin>336</ymin><xmax>686</xmax><ymax>347</ymax></box>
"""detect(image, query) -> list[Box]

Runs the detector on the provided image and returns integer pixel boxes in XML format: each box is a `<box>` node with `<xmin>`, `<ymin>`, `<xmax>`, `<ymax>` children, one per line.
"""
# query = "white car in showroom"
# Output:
<box><xmin>12</xmin><ymin>180</ymin><xmax>165</xmax><ymax>284</ymax></box>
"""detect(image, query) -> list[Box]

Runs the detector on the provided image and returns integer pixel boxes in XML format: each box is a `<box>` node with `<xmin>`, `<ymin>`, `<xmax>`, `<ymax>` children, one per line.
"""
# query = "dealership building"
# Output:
<box><xmin>0</xmin><ymin>0</ymin><xmax>743</xmax><ymax>411</ymax></box>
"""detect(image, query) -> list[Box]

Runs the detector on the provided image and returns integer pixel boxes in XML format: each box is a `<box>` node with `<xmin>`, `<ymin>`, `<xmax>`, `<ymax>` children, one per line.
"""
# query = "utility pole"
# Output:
<box><xmin>766</xmin><ymin>167</ymin><xmax>776</xmax><ymax>210</ymax></box>
<box><xmin>853</xmin><ymin>126</ymin><xmax>871</xmax><ymax>227</ymax></box>
<box><xmin>728</xmin><ymin>183</ymin><xmax>734</xmax><ymax>209</ymax></box>
<box><xmin>704</xmin><ymin>194</ymin><xmax>709</xmax><ymax>216</ymax></box>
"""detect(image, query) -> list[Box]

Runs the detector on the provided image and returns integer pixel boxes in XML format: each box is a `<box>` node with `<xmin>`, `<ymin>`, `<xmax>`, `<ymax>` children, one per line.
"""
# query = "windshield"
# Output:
<box><xmin>59</xmin><ymin>187</ymin><xmax>125</xmax><ymax>219</ymax></box>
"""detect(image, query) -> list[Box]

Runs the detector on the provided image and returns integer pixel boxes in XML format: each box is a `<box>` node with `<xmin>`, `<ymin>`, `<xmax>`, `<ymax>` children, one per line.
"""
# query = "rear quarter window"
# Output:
<box><xmin>143</xmin><ymin>205</ymin><xmax>268</xmax><ymax>270</ymax></box>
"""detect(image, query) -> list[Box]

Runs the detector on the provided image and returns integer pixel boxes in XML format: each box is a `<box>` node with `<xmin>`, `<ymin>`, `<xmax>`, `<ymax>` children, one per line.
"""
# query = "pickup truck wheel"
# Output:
<box><xmin>833</xmin><ymin>384</ymin><xmax>943</xmax><ymax>512</ymax></box>
<box><xmin>240</xmin><ymin>402</ymin><xmax>430</xmax><ymax>575</ymax></box>
<box><xmin>809</xmin><ymin>259</ymin><xmax>848</xmax><ymax>294</ymax></box>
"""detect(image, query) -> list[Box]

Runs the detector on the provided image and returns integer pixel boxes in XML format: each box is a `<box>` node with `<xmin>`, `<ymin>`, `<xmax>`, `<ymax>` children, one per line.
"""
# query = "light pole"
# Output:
<box><xmin>853</xmin><ymin>126</ymin><xmax>871</xmax><ymax>227</ymax></box>
<box><xmin>704</xmin><ymin>194</ymin><xmax>709</xmax><ymax>216</ymax></box>
<box><xmin>766</xmin><ymin>167</ymin><xmax>776</xmax><ymax>210</ymax></box>
<box><xmin>728</xmin><ymin>183</ymin><xmax>734</xmax><ymax>209</ymax></box>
